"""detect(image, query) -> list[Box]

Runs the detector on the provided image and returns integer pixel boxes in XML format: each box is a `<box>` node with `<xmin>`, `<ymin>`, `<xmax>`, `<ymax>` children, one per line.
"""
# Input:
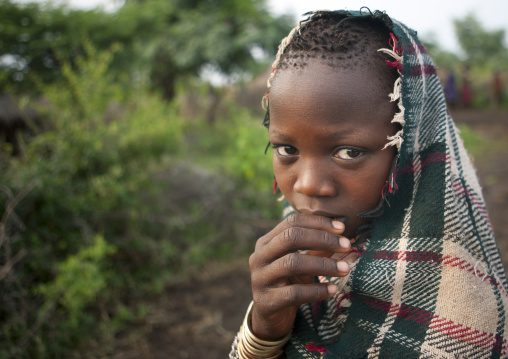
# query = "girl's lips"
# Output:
<box><xmin>297</xmin><ymin>209</ymin><xmax>346</xmax><ymax>221</ymax></box>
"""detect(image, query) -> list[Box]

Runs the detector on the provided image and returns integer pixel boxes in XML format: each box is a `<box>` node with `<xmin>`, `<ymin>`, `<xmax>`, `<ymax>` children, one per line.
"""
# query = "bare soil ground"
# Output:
<box><xmin>110</xmin><ymin>109</ymin><xmax>508</xmax><ymax>359</ymax></box>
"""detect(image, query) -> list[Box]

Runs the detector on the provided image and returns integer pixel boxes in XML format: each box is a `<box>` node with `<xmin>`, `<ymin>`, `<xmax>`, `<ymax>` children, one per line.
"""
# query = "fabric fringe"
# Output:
<box><xmin>378</xmin><ymin>38</ymin><xmax>405</xmax><ymax>151</ymax></box>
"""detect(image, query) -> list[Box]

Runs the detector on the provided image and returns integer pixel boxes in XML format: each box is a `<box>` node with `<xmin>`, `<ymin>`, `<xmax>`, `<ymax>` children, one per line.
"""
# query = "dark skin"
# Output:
<box><xmin>249</xmin><ymin>60</ymin><xmax>397</xmax><ymax>341</ymax></box>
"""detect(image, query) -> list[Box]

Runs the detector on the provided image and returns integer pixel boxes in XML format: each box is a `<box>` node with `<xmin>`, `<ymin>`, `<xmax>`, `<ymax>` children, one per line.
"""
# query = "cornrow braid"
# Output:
<box><xmin>262</xmin><ymin>9</ymin><xmax>399</xmax><ymax>127</ymax></box>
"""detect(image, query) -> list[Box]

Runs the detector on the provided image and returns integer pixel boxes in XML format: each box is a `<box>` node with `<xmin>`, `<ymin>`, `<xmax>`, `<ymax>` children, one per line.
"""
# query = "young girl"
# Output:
<box><xmin>230</xmin><ymin>9</ymin><xmax>508</xmax><ymax>358</ymax></box>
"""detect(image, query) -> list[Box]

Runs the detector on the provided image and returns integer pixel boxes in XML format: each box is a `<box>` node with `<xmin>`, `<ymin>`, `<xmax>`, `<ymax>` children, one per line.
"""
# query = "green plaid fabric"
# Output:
<box><xmin>231</xmin><ymin>10</ymin><xmax>508</xmax><ymax>359</ymax></box>
<box><xmin>283</xmin><ymin>13</ymin><xmax>508</xmax><ymax>359</ymax></box>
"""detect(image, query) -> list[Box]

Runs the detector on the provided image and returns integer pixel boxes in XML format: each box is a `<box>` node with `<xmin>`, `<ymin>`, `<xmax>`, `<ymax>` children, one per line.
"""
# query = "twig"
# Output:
<box><xmin>0</xmin><ymin>249</ymin><xmax>27</xmax><ymax>281</ymax></box>
<box><xmin>0</xmin><ymin>182</ymin><xmax>36</xmax><ymax>249</ymax></box>
<box><xmin>8</xmin><ymin>300</ymin><xmax>57</xmax><ymax>359</ymax></box>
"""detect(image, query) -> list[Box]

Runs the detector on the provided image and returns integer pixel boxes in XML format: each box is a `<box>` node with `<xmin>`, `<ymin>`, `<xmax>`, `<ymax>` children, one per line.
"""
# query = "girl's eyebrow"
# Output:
<box><xmin>269</xmin><ymin>127</ymin><xmax>356</xmax><ymax>140</ymax></box>
<box><xmin>268</xmin><ymin>129</ymin><xmax>291</xmax><ymax>141</ymax></box>
<box><xmin>324</xmin><ymin>128</ymin><xmax>356</xmax><ymax>139</ymax></box>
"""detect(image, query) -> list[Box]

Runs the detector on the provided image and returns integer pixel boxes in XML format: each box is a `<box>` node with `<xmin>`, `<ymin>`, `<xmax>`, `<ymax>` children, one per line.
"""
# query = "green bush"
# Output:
<box><xmin>0</xmin><ymin>43</ymin><xmax>185</xmax><ymax>358</ymax></box>
<box><xmin>0</xmin><ymin>43</ymin><xmax>280</xmax><ymax>357</ymax></box>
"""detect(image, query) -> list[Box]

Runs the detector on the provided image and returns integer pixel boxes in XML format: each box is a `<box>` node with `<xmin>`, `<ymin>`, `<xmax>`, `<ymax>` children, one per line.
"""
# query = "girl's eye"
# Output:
<box><xmin>335</xmin><ymin>148</ymin><xmax>364</xmax><ymax>160</ymax></box>
<box><xmin>275</xmin><ymin>145</ymin><xmax>298</xmax><ymax>156</ymax></box>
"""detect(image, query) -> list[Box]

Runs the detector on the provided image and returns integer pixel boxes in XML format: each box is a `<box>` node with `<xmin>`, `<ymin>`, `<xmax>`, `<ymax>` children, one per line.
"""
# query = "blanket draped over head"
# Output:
<box><xmin>231</xmin><ymin>10</ymin><xmax>508</xmax><ymax>359</ymax></box>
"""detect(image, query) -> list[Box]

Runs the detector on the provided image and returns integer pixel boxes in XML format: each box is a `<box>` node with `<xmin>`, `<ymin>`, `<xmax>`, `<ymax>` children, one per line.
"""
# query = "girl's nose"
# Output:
<box><xmin>293</xmin><ymin>162</ymin><xmax>337</xmax><ymax>197</ymax></box>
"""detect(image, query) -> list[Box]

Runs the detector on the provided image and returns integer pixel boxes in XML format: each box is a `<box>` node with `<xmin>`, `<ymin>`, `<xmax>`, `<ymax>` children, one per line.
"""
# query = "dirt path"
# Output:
<box><xmin>111</xmin><ymin>260</ymin><xmax>252</xmax><ymax>359</ymax></box>
<box><xmin>452</xmin><ymin>109</ymin><xmax>508</xmax><ymax>266</ymax></box>
<box><xmin>110</xmin><ymin>109</ymin><xmax>508</xmax><ymax>359</ymax></box>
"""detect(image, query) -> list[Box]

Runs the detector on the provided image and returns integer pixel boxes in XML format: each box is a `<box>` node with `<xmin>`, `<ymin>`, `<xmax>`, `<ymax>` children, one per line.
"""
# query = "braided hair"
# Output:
<box><xmin>263</xmin><ymin>10</ymin><xmax>400</xmax><ymax>127</ymax></box>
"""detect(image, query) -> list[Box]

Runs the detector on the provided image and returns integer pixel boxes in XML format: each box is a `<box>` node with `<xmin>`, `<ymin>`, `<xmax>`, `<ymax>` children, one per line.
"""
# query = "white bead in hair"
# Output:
<box><xmin>378</xmin><ymin>41</ymin><xmax>405</xmax><ymax>151</ymax></box>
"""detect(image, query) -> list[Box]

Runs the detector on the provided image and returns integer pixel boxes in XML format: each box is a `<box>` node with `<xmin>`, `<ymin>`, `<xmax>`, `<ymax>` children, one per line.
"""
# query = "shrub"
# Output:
<box><xmin>0</xmin><ymin>43</ymin><xmax>280</xmax><ymax>358</ymax></box>
<box><xmin>0</xmin><ymin>44</ymin><xmax>183</xmax><ymax>358</ymax></box>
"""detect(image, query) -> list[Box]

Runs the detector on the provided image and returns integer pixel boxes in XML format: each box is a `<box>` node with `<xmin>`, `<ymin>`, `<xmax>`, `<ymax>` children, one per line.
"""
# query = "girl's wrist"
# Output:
<box><xmin>250</xmin><ymin>303</ymin><xmax>293</xmax><ymax>341</ymax></box>
<box><xmin>237</xmin><ymin>302</ymin><xmax>292</xmax><ymax>359</ymax></box>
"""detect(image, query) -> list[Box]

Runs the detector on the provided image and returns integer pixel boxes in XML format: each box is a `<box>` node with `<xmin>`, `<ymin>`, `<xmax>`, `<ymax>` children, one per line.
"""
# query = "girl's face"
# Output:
<box><xmin>269</xmin><ymin>61</ymin><xmax>397</xmax><ymax>239</ymax></box>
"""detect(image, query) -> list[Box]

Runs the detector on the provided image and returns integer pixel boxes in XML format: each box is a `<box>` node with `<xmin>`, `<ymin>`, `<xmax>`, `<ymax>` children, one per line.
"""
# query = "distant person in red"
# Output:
<box><xmin>461</xmin><ymin>79</ymin><xmax>473</xmax><ymax>108</ymax></box>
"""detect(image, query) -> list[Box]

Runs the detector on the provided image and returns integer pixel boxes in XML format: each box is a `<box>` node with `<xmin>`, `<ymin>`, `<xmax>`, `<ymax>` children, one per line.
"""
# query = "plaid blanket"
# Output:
<box><xmin>281</xmin><ymin>12</ymin><xmax>508</xmax><ymax>359</ymax></box>
<box><xmin>231</xmin><ymin>10</ymin><xmax>508</xmax><ymax>359</ymax></box>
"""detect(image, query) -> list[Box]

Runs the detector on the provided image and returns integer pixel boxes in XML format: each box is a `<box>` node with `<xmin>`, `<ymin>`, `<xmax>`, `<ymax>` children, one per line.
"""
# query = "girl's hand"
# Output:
<box><xmin>249</xmin><ymin>213</ymin><xmax>353</xmax><ymax>341</ymax></box>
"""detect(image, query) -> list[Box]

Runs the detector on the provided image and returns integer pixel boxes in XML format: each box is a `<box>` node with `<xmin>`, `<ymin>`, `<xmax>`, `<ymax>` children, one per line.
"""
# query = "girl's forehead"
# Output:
<box><xmin>270</xmin><ymin>61</ymin><xmax>391</xmax><ymax>115</ymax></box>
<box><xmin>269</xmin><ymin>62</ymin><xmax>396</xmax><ymax>141</ymax></box>
<box><xmin>267</xmin><ymin>60</ymin><xmax>399</xmax><ymax>151</ymax></box>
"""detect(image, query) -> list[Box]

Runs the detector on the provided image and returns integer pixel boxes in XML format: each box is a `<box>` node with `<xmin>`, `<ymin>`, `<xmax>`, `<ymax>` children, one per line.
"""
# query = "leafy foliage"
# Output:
<box><xmin>0</xmin><ymin>0</ymin><xmax>293</xmax><ymax>97</ymax></box>
<box><xmin>421</xmin><ymin>34</ymin><xmax>461</xmax><ymax>70</ymax></box>
<box><xmin>0</xmin><ymin>43</ymin><xmax>279</xmax><ymax>358</ymax></box>
<box><xmin>0</xmin><ymin>0</ymin><xmax>126</xmax><ymax>91</ymax></box>
<box><xmin>454</xmin><ymin>14</ymin><xmax>508</xmax><ymax>70</ymax></box>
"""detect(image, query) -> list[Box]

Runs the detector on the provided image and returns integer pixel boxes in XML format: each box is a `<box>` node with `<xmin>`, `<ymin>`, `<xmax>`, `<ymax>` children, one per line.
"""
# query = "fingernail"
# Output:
<box><xmin>337</xmin><ymin>261</ymin><xmax>350</xmax><ymax>272</ymax></box>
<box><xmin>331</xmin><ymin>220</ymin><xmax>344</xmax><ymax>230</ymax></box>
<box><xmin>339</xmin><ymin>236</ymin><xmax>350</xmax><ymax>249</ymax></box>
<box><xmin>327</xmin><ymin>283</ymin><xmax>338</xmax><ymax>295</ymax></box>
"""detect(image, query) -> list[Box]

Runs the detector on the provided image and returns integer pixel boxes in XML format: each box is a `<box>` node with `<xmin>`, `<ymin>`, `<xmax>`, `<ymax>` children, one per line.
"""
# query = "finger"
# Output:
<box><xmin>264</xmin><ymin>282</ymin><xmax>339</xmax><ymax>311</ymax></box>
<box><xmin>251</xmin><ymin>253</ymin><xmax>350</xmax><ymax>291</ymax></box>
<box><xmin>331</xmin><ymin>246</ymin><xmax>360</xmax><ymax>262</ymax></box>
<box><xmin>258</xmin><ymin>226</ymin><xmax>351</xmax><ymax>264</ymax></box>
<box><xmin>284</xmin><ymin>213</ymin><xmax>345</xmax><ymax>234</ymax></box>
<box><xmin>255</xmin><ymin>213</ymin><xmax>345</xmax><ymax>250</ymax></box>
<box><xmin>268</xmin><ymin>252</ymin><xmax>350</xmax><ymax>281</ymax></box>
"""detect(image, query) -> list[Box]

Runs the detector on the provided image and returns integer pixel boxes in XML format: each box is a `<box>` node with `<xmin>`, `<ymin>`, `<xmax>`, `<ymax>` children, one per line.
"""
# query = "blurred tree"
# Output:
<box><xmin>0</xmin><ymin>0</ymin><xmax>293</xmax><ymax>98</ymax></box>
<box><xmin>454</xmin><ymin>14</ymin><xmax>508</xmax><ymax>70</ymax></box>
<box><xmin>0</xmin><ymin>0</ymin><xmax>129</xmax><ymax>91</ymax></box>
<box><xmin>421</xmin><ymin>33</ymin><xmax>461</xmax><ymax>70</ymax></box>
<box><xmin>125</xmin><ymin>0</ymin><xmax>293</xmax><ymax>99</ymax></box>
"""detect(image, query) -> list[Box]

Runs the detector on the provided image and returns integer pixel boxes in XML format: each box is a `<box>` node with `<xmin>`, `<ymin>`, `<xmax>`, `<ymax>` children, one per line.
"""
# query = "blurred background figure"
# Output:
<box><xmin>492</xmin><ymin>71</ymin><xmax>505</xmax><ymax>108</ymax></box>
<box><xmin>444</xmin><ymin>69</ymin><xmax>458</xmax><ymax>108</ymax></box>
<box><xmin>461</xmin><ymin>67</ymin><xmax>474</xmax><ymax>108</ymax></box>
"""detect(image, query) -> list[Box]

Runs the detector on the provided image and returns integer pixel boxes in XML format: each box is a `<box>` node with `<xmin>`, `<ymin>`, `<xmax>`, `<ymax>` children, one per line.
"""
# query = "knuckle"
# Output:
<box><xmin>283</xmin><ymin>227</ymin><xmax>302</xmax><ymax>247</ymax></box>
<box><xmin>316</xmin><ymin>256</ymin><xmax>329</xmax><ymax>271</ymax></box>
<box><xmin>285</xmin><ymin>213</ymin><xmax>302</xmax><ymax>226</ymax></box>
<box><xmin>318</xmin><ymin>215</ymin><xmax>329</xmax><ymax>227</ymax></box>
<box><xmin>252</xmin><ymin>289</ymin><xmax>265</xmax><ymax>304</ymax></box>
<box><xmin>282</xmin><ymin>252</ymin><xmax>301</xmax><ymax>271</ymax></box>
<box><xmin>248</xmin><ymin>252</ymin><xmax>257</xmax><ymax>271</ymax></box>
<box><xmin>254</xmin><ymin>234</ymin><xmax>268</xmax><ymax>251</ymax></box>
<box><xmin>314</xmin><ymin>284</ymin><xmax>327</xmax><ymax>299</ymax></box>
<box><xmin>281</xmin><ymin>285</ymin><xmax>298</xmax><ymax>305</ymax></box>
<box><xmin>319</xmin><ymin>257</ymin><xmax>337</xmax><ymax>274</ymax></box>
<box><xmin>322</xmin><ymin>230</ymin><xmax>337</xmax><ymax>246</ymax></box>
<box><xmin>252</xmin><ymin>294</ymin><xmax>261</xmax><ymax>305</ymax></box>
<box><xmin>249</xmin><ymin>268</ymin><xmax>266</xmax><ymax>293</ymax></box>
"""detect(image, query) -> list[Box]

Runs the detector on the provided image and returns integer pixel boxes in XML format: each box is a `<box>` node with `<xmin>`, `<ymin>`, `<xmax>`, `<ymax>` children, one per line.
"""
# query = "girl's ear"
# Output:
<box><xmin>273</xmin><ymin>177</ymin><xmax>279</xmax><ymax>195</ymax></box>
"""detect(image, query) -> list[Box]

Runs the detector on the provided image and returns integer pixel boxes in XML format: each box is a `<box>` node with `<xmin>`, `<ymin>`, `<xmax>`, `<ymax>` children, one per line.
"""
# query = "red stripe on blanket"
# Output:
<box><xmin>335</xmin><ymin>293</ymin><xmax>353</xmax><ymax>318</ymax></box>
<box><xmin>400</xmin><ymin>152</ymin><xmax>450</xmax><ymax>175</ymax></box>
<box><xmin>305</xmin><ymin>343</ymin><xmax>327</xmax><ymax>353</ymax></box>
<box><xmin>372</xmin><ymin>251</ymin><xmax>507</xmax><ymax>297</ymax></box>
<box><xmin>429</xmin><ymin>317</ymin><xmax>506</xmax><ymax>352</ymax></box>
<box><xmin>408</xmin><ymin>64</ymin><xmax>438</xmax><ymax>76</ymax></box>
<box><xmin>441</xmin><ymin>254</ymin><xmax>507</xmax><ymax>296</ymax></box>
<box><xmin>372</xmin><ymin>250</ymin><xmax>443</xmax><ymax>262</ymax></box>
<box><xmin>311</xmin><ymin>300</ymin><xmax>321</xmax><ymax>317</ymax></box>
<box><xmin>452</xmin><ymin>183</ymin><xmax>492</xmax><ymax>229</ymax></box>
<box><xmin>360</xmin><ymin>296</ymin><xmax>507</xmax><ymax>352</ymax></box>
<box><xmin>402</xmin><ymin>43</ymin><xmax>428</xmax><ymax>55</ymax></box>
